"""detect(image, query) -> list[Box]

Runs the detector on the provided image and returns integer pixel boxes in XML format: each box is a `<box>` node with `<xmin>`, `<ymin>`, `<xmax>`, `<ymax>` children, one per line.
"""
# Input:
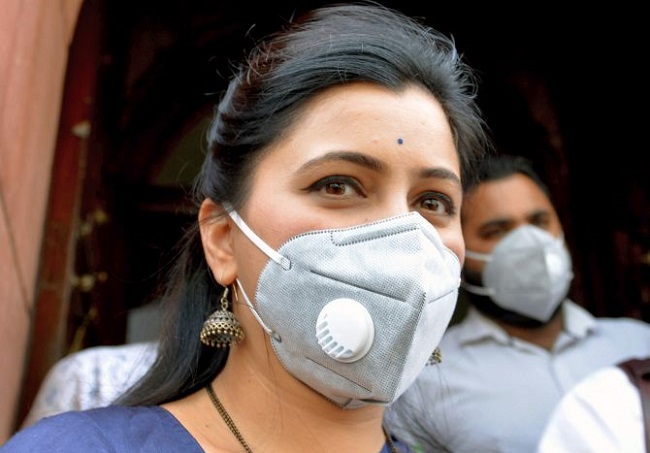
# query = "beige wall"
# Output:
<box><xmin>0</xmin><ymin>0</ymin><xmax>83</xmax><ymax>443</ymax></box>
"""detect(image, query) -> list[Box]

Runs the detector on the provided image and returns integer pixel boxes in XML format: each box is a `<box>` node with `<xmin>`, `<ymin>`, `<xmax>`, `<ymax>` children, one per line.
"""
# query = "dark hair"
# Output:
<box><xmin>119</xmin><ymin>2</ymin><xmax>489</xmax><ymax>406</ymax></box>
<box><xmin>464</xmin><ymin>153</ymin><xmax>551</xmax><ymax>198</ymax></box>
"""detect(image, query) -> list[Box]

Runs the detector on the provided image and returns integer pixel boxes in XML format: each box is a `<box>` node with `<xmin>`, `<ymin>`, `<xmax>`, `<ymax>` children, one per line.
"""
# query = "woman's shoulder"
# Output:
<box><xmin>2</xmin><ymin>406</ymin><xmax>201</xmax><ymax>452</ymax></box>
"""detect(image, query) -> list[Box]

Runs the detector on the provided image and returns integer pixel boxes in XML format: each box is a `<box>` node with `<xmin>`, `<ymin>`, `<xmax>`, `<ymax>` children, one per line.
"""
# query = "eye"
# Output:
<box><xmin>416</xmin><ymin>192</ymin><xmax>455</xmax><ymax>217</ymax></box>
<box><xmin>530</xmin><ymin>212</ymin><xmax>552</xmax><ymax>230</ymax></box>
<box><xmin>306</xmin><ymin>176</ymin><xmax>365</xmax><ymax>198</ymax></box>
<box><xmin>480</xmin><ymin>227</ymin><xmax>509</xmax><ymax>241</ymax></box>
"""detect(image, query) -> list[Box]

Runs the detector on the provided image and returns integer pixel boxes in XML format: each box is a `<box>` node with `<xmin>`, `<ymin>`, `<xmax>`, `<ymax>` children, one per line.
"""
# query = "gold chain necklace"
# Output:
<box><xmin>205</xmin><ymin>384</ymin><xmax>399</xmax><ymax>453</ymax></box>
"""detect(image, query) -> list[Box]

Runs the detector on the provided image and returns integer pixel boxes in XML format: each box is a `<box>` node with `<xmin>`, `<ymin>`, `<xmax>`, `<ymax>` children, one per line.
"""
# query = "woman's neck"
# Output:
<box><xmin>164</xmin><ymin>343</ymin><xmax>388</xmax><ymax>452</ymax></box>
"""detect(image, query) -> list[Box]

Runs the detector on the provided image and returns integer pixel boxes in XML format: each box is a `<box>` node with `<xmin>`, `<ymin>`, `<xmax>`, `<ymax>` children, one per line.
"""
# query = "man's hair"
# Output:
<box><xmin>466</xmin><ymin>153</ymin><xmax>551</xmax><ymax>197</ymax></box>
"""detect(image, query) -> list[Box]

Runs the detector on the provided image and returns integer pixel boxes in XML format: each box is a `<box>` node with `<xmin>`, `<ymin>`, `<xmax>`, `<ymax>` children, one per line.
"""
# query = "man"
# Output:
<box><xmin>385</xmin><ymin>154</ymin><xmax>650</xmax><ymax>453</ymax></box>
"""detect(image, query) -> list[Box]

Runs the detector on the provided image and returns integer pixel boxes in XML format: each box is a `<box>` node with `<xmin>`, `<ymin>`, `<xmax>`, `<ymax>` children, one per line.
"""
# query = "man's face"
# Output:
<box><xmin>461</xmin><ymin>173</ymin><xmax>563</xmax><ymax>277</ymax></box>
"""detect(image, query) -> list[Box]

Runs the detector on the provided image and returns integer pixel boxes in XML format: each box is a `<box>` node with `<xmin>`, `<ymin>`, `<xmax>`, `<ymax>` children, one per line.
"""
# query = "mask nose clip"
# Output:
<box><xmin>316</xmin><ymin>298</ymin><xmax>375</xmax><ymax>363</ymax></box>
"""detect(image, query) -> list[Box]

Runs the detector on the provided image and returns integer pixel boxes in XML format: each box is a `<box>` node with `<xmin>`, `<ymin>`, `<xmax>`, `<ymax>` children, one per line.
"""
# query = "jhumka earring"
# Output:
<box><xmin>200</xmin><ymin>286</ymin><xmax>245</xmax><ymax>348</ymax></box>
<box><xmin>427</xmin><ymin>347</ymin><xmax>443</xmax><ymax>365</ymax></box>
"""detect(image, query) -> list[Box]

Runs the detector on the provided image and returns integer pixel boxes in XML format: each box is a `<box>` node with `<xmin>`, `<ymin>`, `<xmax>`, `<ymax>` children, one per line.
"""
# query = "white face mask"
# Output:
<box><xmin>463</xmin><ymin>225</ymin><xmax>574</xmax><ymax>322</ymax></box>
<box><xmin>225</xmin><ymin>204</ymin><xmax>460</xmax><ymax>408</ymax></box>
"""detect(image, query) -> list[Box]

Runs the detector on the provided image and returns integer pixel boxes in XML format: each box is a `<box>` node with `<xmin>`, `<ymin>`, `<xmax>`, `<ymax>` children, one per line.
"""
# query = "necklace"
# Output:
<box><xmin>205</xmin><ymin>384</ymin><xmax>399</xmax><ymax>453</ymax></box>
<box><xmin>206</xmin><ymin>383</ymin><xmax>252</xmax><ymax>453</ymax></box>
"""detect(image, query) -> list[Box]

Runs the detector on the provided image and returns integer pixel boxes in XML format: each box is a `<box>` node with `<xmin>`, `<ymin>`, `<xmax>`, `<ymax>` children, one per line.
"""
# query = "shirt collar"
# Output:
<box><xmin>454</xmin><ymin>307</ymin><xmax>511</xmax><ymax>345</ymax></box>
<box><xmin>560</xmin><ymin>299</ymin><xmax>597</xmax><ymax>338</ymax></box>
<box><xmin>454</xmin><ymin>300</ymin><xmax>598</xmax><ymax>346</ymax></box>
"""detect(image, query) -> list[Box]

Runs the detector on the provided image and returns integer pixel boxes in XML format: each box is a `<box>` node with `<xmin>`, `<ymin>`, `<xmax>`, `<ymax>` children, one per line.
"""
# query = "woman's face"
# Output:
<box><xmin>231</xmin><ymin>82</ymin><xmax>463</xmax><ymax>292</ymax></box>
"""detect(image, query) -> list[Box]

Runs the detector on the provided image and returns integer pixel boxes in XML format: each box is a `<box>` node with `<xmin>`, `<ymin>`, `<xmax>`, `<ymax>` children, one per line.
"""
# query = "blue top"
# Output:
<box><xmin>2</xmin><ymin>405</ymin><xmax>411</xmax><ymax>452</ymax></box>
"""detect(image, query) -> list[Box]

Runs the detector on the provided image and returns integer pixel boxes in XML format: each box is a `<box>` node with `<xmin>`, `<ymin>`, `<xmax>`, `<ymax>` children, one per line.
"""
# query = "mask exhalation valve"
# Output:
<box><xmin>316</xmin><ymin>298</ymin><xmax>375</xmax><ymax>363</ymax></box>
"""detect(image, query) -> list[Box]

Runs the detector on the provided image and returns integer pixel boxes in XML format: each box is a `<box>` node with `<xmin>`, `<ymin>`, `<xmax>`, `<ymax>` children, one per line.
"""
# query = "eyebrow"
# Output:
<box><xmin>478</xmin><ymin>209</ymin><xmax>551</xmax><ymax>231</ymax></box>
<box><xmin>297</xmin><ymin>150</ymin><xmax>462</xmax><ymax>187</ymax></box>
<box><xmin>479</xmin><ymin>218</ymin><xmax>513</xmax><ymax>232</ymax></box>
<box><xmin>419</xmin><ymin>167</ymin><xmax>462</xmax><ymax>188</ymax></box>
<box><xmin>297</xmin><ymin>151</ymin><xmax>385</xmax><ymax>173</ymax></box>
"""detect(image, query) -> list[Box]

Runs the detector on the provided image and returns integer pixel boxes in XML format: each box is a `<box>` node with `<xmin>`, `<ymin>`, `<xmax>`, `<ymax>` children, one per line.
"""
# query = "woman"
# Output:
<box><xmin>4</xmin><ymin>3</ymin><xmax>488</xmax><ymax>451</ymax></box>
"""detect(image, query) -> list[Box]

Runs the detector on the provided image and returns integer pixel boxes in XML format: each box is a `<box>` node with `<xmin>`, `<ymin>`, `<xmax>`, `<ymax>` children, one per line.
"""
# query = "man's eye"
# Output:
<box><xmin>532</xmin><ymin>219</ymin><xmax>551</xmax><ymax>229</ymax></box>
<box><xmin>481</xmin><ymin>228</ymin><xmax>509</xmax><ymax>241</ymax></box>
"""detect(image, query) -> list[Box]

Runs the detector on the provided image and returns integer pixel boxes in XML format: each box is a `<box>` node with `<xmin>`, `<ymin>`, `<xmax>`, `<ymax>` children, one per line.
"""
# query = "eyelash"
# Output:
<box><xmin>531</xmin><ymin>215</ymin><xmax>551</xmax><ymax>228</ymax></box>
<box><xmin>417</xmin><ymin>192</ymin><xmax>456</xmax><ymax>217</ymax></box>
<box><xmin>482</xmin><ymin>217</ymin><xmax>552</xmax><ymax>239</ymax></box>
<box><xmin>306</xmin><ymin>176</ymin><xmax>365</xmax><ymax>197</ymax></box>
<box><xmin>305</xmin><ymin>176</ymin><xmax>456</xmax><ymax>217</ymax></box>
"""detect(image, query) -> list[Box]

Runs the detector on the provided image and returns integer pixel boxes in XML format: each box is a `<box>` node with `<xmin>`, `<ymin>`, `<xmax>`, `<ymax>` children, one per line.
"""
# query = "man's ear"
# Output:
<box><xmin>198</xmin><ymin>199</ymin><xmax>237</xmax><ymax>285</ymax></box>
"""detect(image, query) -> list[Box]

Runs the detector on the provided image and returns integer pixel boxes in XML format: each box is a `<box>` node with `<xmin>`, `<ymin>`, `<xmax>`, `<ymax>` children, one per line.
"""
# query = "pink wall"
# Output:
<box><xmin>0</xmin><ymin>0</ymin><xmax>83</xmax><ymax>442</ymax></box>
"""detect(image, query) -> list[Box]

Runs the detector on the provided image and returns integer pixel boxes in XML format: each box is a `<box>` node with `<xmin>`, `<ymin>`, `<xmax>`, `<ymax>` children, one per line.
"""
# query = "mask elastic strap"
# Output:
<box><xmin>464</xmin><ymin>250</ymin><xmax>492</xmax><ymax>262</ymax></box>
<box><xmin>235</xmin><ymin>278</ymin><xmax>278</xmax><ymax>339</ymax></box>
<box><xmin>223</xmin><ymin>202</ymin><xmax>291</xmax><ymax>270</ymax></box>
<box><xmin>461</xmin><ymin>281</ymin><xmax>494</xmax><ymax>297</ymax></box>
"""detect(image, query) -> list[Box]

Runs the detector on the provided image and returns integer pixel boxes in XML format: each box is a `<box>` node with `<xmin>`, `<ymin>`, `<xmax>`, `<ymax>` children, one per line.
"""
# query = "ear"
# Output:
<box><xmin>199</xmin><ymin>199</ymin><xmax>237</xmax><ymax>285</ymax></box>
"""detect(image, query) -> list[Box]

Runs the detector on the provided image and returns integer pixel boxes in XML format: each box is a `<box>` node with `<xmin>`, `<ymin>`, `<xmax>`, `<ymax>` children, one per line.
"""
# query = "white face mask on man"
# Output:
<box><xmin>224</xmin><ymin>204</ymin><xmax>461</xmax><ymax>409</ymax></box>
<box><xmin>462</xmin><ymin>225</ymin><xmax>574</xmax><ymax>322</ymax></box>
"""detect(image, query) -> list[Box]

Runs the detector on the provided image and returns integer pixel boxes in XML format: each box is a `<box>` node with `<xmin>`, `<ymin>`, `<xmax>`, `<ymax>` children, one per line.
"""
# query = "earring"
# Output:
<box><xmin>427</xmin><ymin>347</ymin><xmax>442</xmax><ymax>365</ymax></box>
<box><xmin>200</xmin><ymin>286</ymin><xmax>245</xmax><ymax>348</ymax></box>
